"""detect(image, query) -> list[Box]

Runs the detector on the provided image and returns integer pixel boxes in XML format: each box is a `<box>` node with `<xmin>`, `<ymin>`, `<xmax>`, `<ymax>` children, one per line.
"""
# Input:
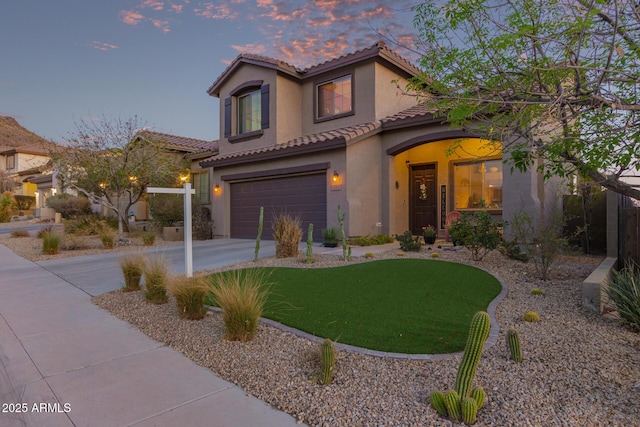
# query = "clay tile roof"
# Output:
<box><xmin>136</xmin><ymin>130</ymin><xmax>218</xmax><ymax>153</ymax></box>
<box><xmin>207</xmin><ymin>53</ymin><xmax>302</xmax><ymax>96</ymax></box>
<box><xmin>200</xmin><ymin>121</ymin><xmax>381</xmax><ymax>167</ymax></box>
<box><xmin>381</xmin><ymin>103</ymin><xmax>438</xmax><ymax>127</ymax></box>
<box><xmin>302</xmin><ymin>41</ymin><xmax>421</xmax><ymax>78</ymax></box>
<box><xmin>0</xmin><ymin>144</ymin><xmax>51</xmax><ymax>156</ymax></box>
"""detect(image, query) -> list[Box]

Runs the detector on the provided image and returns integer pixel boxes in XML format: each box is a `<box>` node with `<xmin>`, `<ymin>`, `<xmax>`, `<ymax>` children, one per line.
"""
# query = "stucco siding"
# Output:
<box><xmin>374</xmin><ymin>64</ymin><xmax>415</xmax><ymax>120</ymax></box>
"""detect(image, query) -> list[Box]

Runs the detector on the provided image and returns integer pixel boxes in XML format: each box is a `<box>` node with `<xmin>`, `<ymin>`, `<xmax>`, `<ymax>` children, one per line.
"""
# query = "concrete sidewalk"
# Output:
<box><xmin>0</xmin><ymin>245</ymin><xmax>301</xmax><ymax>427</ymax></box>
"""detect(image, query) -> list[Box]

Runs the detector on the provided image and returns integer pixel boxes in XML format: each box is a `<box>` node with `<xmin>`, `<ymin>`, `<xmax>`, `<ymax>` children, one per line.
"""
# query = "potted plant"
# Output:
<box><xmin>423</xmin><ymin>225</ymin><xmax>437</xmax><ymax>245</ymax></box>
<box><xmin>322</xmin><ymin>226</ymin><xmax>339</xmax><ymax>247</ymax></box>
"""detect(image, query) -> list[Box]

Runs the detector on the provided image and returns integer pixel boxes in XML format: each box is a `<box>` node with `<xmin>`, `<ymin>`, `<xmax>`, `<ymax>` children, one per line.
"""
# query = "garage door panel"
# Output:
<box><xmin>230</xmin><ymin>174</ymin><xmax>326</xmax><ymax>240</ymax></box>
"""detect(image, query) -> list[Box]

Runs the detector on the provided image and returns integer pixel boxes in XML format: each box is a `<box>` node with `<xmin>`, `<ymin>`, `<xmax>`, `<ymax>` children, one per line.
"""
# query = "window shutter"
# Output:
<box><xmin>224</xmin><ymin>97</ymin><xmax>231</xmax><ymax>138</ymax></box>
<box><xmin>261</xmin><ymin>84</ymin><xmax>270</xmax><ymax>129</ymax></box>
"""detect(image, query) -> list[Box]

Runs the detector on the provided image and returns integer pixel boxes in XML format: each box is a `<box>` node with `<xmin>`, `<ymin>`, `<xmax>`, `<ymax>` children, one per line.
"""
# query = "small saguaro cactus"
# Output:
<box><xmin>430</xmin><ymin>391</ymin><xmax>447</xmax><ymax>416</ymax></box>
<box><xmin>455</xmin><ymin>311</ymin><xmax>491</xmax><ymax>399</ymax></box>
<box><xmin>319</xmin><ymin>338</ymin><xmax>335</xmax><ymax>384</ymax></box>
<box><xmin>507</xmin><ymin>327</ymin><xmax>523</xmax><ymax>362</ymax></box>
<box><xmin>306</xmin><ymin>223</ymin><xmax>313</xmax><ymax>264</ymax></box>
<box><xmin>461</xmin><ymin>397</ymin><xmax>478</xmax><ymax>424</ymax></box>
<box><xmin>443</xmin><ymin>390</ymin><xmax>461</xmax><ymax>421</ymax></box>
<box><xmin>254</xmin><ymin>206</ymin><xmax>264</xmax><ymax>262</ymax></box>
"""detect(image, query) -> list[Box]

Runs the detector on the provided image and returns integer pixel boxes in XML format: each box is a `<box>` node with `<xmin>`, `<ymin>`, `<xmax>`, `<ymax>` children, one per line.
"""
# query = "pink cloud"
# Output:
<box><xmin>141</xmin><ymin>0</ymin><xmax>164</xmax><ymax>11</ymax></box>
<box><xmin>119</xmin><ymin>10</ymin><xmax>145</xmax><ymax>25</ymax></box>
<box><xmin>231</xmin><ymin>43</ymin><xmax>267</xmax><ymax>54</ymax></box>
<box><xmin>170</xmin><ymin>3</ymin><xmax>183</xmax><ymax>13</ymax></box>
<box><xmin>91</xmin><ymin>41</ymin><xmax>119</xmax><ymax>51</ymax></box>
<box><xmin>151</xmin><ymin>19</ymin><xmax>171</xmax><ymax>33</ymax></box>
<box><xmin>194</xmin><ymin>3</ymin><xmax>238</xmax><ymax>19</ymax></box>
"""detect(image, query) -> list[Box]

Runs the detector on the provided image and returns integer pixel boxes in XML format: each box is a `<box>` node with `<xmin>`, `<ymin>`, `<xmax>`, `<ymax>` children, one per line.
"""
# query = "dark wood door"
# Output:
<box><xmin>410</xmin><ymin>164</ymin><xmax>437</xmax><ymax>236</ymax></box>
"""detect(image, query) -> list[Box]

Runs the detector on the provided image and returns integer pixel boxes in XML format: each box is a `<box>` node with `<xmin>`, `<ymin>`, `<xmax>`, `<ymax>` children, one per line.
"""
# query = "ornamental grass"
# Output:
<box><xmin>207</xmin><ymin>268</ymin><xmax>271</xmax><ymax>342</ymax></box>
<box><xmin>120</xmin><ymin>253</ymin><xmax>146</xmax><ymax>292</ymax></box>
<box><xmin>143</xmin><ymin>257</ymin><xmax>169</xmax><ymax>304</ymax></box>
<box><xmin>168</xmin><ymin>276</ymin><xmax>209</xmax><ymax>320</ymax></box>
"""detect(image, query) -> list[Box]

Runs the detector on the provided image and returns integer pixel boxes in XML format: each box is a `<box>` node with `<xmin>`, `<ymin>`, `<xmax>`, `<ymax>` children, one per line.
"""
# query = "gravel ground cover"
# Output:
<box><xmin>2</xmin><ymin>231</ymin><xmax>639</xmax><ymax>426</ymax></box>
<box><xmin>87</xmin><ymin>246</ymin><xmax>640</xmax><ymax>427</ymax></box>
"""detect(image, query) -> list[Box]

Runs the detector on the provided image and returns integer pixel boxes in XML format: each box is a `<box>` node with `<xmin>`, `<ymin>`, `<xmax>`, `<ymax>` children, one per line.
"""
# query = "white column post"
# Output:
<box><xmin>183</xmin><ymin>182</ymin><xmax>193</xmax><ymax>277</ymax></box>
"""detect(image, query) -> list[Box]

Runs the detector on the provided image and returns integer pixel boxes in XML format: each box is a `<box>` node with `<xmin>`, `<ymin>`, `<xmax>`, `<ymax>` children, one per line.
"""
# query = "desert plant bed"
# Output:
<box><xmin>207</xmin><ymin>259</ymin><xmax>501</xmax><ymax>354</ymax></box>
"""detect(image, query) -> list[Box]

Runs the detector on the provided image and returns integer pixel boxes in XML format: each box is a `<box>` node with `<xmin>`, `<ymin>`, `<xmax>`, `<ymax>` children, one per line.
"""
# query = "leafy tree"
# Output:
<box><xmin>410</xmin><ymin>0</ymin><xmax>640</xmax><ymax>200</ymax></box>
<box><xmin>51</xmin><ymin>115</ymin><xmax>187</xmax><ymax>237</ymax></box>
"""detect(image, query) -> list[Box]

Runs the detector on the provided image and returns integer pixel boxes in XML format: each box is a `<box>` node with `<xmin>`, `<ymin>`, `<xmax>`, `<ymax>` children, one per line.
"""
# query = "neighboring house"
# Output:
<box><xmin>0</xmin><ymin>144</ymin><xmax>53</xmax><ymax>202</ymax></box>
<box><xmin>131</xmin><ymin>131</ymin><xmax>218</xmax><ymax>219</ymax></box>
<box><xmin>199</xmin><ymin>41</ymin><xmax>562</xmax><ymax>240</ymax></box>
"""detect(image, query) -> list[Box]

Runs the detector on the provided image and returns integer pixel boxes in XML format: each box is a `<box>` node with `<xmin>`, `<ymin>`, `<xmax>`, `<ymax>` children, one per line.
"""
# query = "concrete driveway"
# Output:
<box><xmin>36</xmin><ymin>239</ymin><xmax>277</xmax><ymax>296</ymax></box>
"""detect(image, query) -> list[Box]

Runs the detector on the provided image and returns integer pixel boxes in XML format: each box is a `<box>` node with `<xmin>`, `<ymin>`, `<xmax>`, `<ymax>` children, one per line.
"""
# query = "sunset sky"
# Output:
<box><xmin>1</xmin><ymin>0</ymin><xmax>420</xmax><ymax>143</ymax></box>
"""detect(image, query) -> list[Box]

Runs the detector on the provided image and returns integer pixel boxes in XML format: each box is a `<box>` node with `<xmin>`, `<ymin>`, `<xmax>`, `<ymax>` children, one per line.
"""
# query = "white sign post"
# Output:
<box><xmin>146</xmin><ymin>183</ymin><xmax>196</xmax><ymax>277</ymax></box>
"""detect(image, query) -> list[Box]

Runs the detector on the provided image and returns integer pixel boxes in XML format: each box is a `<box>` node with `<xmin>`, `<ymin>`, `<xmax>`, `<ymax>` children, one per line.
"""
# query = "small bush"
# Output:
<box><xmin>144</xmin><ymin>257</ymin><xmax>169</xmax><ymax>304</ymax></box>
<box><xmin>42</xmin><ymin>231</ymin><xmax>60</xmax><ymax>255</ymax></box>
<box><xmin>364</xmin><ymin>252</ymin><xmax>375</xmax><ymax>259</ymax></box>
<box><xmin>523</xmin><ymin>311</ymin><xmax>541</xmax><ymax>322</ymax></box>
<box><xmin>37</xmin><ymin>226</ymin><xmax>53</xmax><ymax>238</ymax></box>
<box><xmin>431</xmin><ymin>251</ymin><xmax>440</xmax><ymax>258</ymax></box>
<box><xmin>272</xmin><ymin>213</ymin><xmax>302</xmax><ymax>258</ymax></box>
<box><xmin>193</xmin><ymin>205</ymin><xmax>213</xmax><ymax>240</ymax></box>
<box><xmin>0</xmin><ymin>191</ymin><xmax>15</xmax><ymax>223</ymax></box>
<box><xmin>10</xmin><ymin>229</ymin><xmax>30</xmax><ymax>238</ymax></box>
<box><xmin>350</xmin><ymin>234</ymin><xmax>395</xmax><ymax>246</ymax></box>
<box><xmin>169</xmin><ymin>277</ymin><xmax>209</xmax><ymax>320</ymax></box>
<box><xmin>207</xmin><ymin>269</ymin><xmax>271</xmax><ymax>342</ymax></box>
<box><xmin>605</xmin><ymin>262</ymin><xmax>640</xmax><ymax>331</ymax></box>
<box><xmin>322</xmin><ymin>226</ymin><xmax>339</xmax><ymax>242</ymax></box>
<box><xmin>14</xmin><ymin>195</ymin><xmax>35</xmax><ymax>211</ymax></box>
<box><xmin>120</xmin><ymin>254</ymin><xmax>146</xmax><ymax>292</ymax></box>
<box><xmin>447</xmin><ymin>211</ymin><xmax>503</xmax><ymax>261</ymax></box>
<box><xmin>148</xmin><ymin>194</ymin><xmax>183</xmax><ymax>227</ymax></box>
<box><xmin>396</xmin><ymin>252</ymin><xmax>405</xmax><ymax>257</ymax></box>
<box><xmin>141</xmin><ymin>230</ymin><xmax>156</xmax><ymax>246</ymax></box>
<box><xmin>395</xmin><ymin>230</ymin><xmax>422</xmax><ymax>252</ymax></box>
<box><xmin>99</xmin><ymin>230</ymin><xmax>115</xmax><ymax>249</ymax></box>
<box><xmin>530</xmin><ymin>288</ymin><xmax>545</xmax><ymax>296</ymax></box>
<box><xmin>46</xmin><ymin>194</ymin><xmax>91</xmax><ymax>218</ymax></box>
<box><xmin>65</xmin><ymin>215</ymin><xmax>111</xmax><ymax>235</ymax></box>
<box><xmin>500</xmin><ymin>240</ymin><xmax>530</xmax><ymax>262</ymax></box>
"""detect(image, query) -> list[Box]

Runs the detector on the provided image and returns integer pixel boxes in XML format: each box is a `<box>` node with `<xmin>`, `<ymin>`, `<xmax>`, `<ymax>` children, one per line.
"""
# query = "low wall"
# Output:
<box><xmin>163</xmin><ymin>226</ymin><xmax>184</xmax><ymax>242</ymax></box>
<box><xmin>582</xmin><ymin>257</ymin><xmax>618</xmax><ymax>313</ymax></box>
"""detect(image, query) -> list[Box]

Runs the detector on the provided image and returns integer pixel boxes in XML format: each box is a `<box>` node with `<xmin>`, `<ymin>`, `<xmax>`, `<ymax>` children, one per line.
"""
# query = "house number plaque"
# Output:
<box><xmin>440</xmin><ymin>185</ymin><xmax>446</xmax><ymax>229</ymax></box>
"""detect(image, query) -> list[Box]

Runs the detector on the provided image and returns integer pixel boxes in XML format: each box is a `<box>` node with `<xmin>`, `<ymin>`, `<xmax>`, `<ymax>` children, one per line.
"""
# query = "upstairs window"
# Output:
<box><xmin>316</xmin><ymin>74</ymin><xmax>352</xmax><ymax>120</ymax></box>
<box><xmin>224</xmin><ymin>81</ymin><xmax>270</xmax><ymax>142</ymax></box>
<box><xmin>237</xmin><ymin>89</ymin><xmax>261</xmax><ymax>134</ymax></box>
<box><xmin>5</xmin><ymin>154</ymin><xmax>15</xmax><ymax>170</ymax></box>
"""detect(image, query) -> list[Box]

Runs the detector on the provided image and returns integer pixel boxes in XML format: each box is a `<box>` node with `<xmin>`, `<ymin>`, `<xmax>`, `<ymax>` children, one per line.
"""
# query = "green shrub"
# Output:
<box><xmin>45</xmin><ymin>194</ymin><xmax>91</xmax><ymax>218</ymax></box>
<box><xmin>207</xmin><ymin>269</ymin><xmax>270</xmax><ymax>342</ymax></box>
<box><xmin>42</xmin><ymin>231</ymin><xmax>60</xmax><ymax>255</ymax></box>
<box><xmin>120</xmin><ymin>254</ymin><xmax>145</xmax><ymax>292</ymax></box>
<box><xmin>606</xmin><ymin>262</ymin><xmax>640</xmax><ymax>331</ymax></box>
<box><xmin>148</xmin><ymin>194</ymin><xmax>183</xmax><ymax>227</ymax></box>
<box><xmin>350</xmin><ymin>234</ymin><xmax>395</xmax><ymax>246</ymax></box>
<box><xmin>14</xmin><ymin>195</ymin><xmax>35</xmax><ymax>211</ymax></box>
<box><xmin>272</xmin><ymin>212</ymin><xmax>302</xmax><ymax>258</ymax></box>
<box><xmin>65</xmin><ymin>215</ymin><xmax>111</xmax><ymax>235</ymax></box>
<box><xmin>395</xmin><ymin>230</ymin><xmax>422</xmax><ymax>252</ymax></box>
<box><xmin>530</xmin><ymin>288</ymin><xmax>545</xmax><ymax>296</ymax></box>
<box><xmin>447</xmin><ymin>211</ymin><xmax>503</xmax><ymax>261</ymax></box>
<box><xmin>37</xmin><ymin>226</ymin><xmax>53</xmax><ymax>238</ymax></box>
<box><xmin>10</xmin><ymin>229</ymin><xmax>30</xmax><ymax>238</ymax></box>
<box><xmin>99</xmin><ymin>230</ymin><xmax>115</xmax><ymax>249</ymax></box>
<box><xmin>141</xmin><ymin>230</ymin><xmax>156</xmax><ymax>246</ymax></box>
<box><xmin>499</xmin><ymin>239</ymin><xmax>530</xmax><ymax>262</ymax></box>
<box><xmin>364</xmin><ymin>252</ymin><xmax>374</xmax><ymax>259</ymax></box>
<box><xmin>144</xmin><ymin>257</ymin><xmax>169</xmax><ymax>304</ymax></box>
<box><xmin>322</xmin><ymin>226</ymin><xmax>339</xmax><ymax>242</ymax></box>
<box><xmin>169</xmin><ymin>277</ymin><xmax>208</xmax><ymax>320</ymax></box>
<box><xmin>0</xmin><ymin>191</ymin><xmax>15</xmax><ymax>223</ymax></box>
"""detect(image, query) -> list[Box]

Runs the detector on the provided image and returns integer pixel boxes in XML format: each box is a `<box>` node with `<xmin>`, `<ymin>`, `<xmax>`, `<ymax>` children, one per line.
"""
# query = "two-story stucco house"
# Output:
<box><xmin>200</xmin><ymin>42</ymin><xmax>559</xmax><ymax>240</ymax></box>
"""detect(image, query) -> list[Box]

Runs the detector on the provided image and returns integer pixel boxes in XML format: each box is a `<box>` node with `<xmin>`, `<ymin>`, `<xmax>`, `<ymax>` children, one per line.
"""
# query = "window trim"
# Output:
<box><xmin>224</xmin><ymin>81</ymin><xmax>269</xmax><ymax>141</ymax></box>
<box><xmin>451</xmin><ymin>157</ymin><xmax>503</xmax><ymax>212</ymax></box>
<box><xmin>314</xmin><ymin>71</ymin><xmax>354</xmax><ymax>123</ymax></box>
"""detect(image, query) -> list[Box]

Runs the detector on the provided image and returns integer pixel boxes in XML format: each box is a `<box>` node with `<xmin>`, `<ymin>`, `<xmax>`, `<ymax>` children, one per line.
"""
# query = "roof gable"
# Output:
<box><xmin>135</xmin><ymin>130</ymin><xmax>218</xmax><ymax>156</ymax></box>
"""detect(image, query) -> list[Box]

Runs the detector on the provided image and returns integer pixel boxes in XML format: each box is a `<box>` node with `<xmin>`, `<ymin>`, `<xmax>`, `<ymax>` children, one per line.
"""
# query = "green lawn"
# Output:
<box><xmin>209</xmin><ymin>259</ymin><xmax>502</xmax><ymax>354</ymax></box>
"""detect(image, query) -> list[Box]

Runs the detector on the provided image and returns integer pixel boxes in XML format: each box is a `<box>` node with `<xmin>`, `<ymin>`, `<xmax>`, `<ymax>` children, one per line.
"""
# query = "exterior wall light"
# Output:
<box><xmin>332</xmin><ymin>170</ymin><xmax>339</xmax><ymax>183</ymax></box>
<box><xmin>213</xmin><ymin>183</ymin><xmax>221</xmax><ymax>194</ymax></box>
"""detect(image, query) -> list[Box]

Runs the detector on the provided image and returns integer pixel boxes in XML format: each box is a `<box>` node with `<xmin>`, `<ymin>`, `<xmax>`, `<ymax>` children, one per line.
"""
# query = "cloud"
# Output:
<box><xmin>231</xmin><ymin>43</ymin><xmax>267</xmax><ymax>54</ymax></box>
<box><xmin>194</xmin><ymin>3</ymin><xmax>238</xmax><ymax>19</ymax></box>
<box><xmin>120</xmin><ymin>10</ymin><xmax>145</xmax><ymax>25</ymax></box>
<box><xmin>91</xmin><ymin>41</ymin><xmax>119</xmax><ymax>51</ymax></box>
<box><xmin>141</xmin><ymin>0</ymin><xmax>164</xmax><ymax>11</ymax></box>
<box><xmin>151</xmin><ymin>19</ymin><xmax>171</xmax><ymax>33</ymax></box>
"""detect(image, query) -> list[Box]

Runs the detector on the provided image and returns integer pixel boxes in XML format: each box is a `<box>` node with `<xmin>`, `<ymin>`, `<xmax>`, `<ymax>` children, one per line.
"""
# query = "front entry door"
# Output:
<box><xmin>410</xmin><ymin>164</ymin><xmax>437</xmax><ymax>236</ymax></box>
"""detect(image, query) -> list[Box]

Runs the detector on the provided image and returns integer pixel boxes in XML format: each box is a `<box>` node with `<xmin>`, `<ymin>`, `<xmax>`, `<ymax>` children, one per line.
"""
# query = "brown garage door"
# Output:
<box><xmin>230</xmin><ymin>174</ymin><xmax>327</xmax><ymax>240</ymax></box>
